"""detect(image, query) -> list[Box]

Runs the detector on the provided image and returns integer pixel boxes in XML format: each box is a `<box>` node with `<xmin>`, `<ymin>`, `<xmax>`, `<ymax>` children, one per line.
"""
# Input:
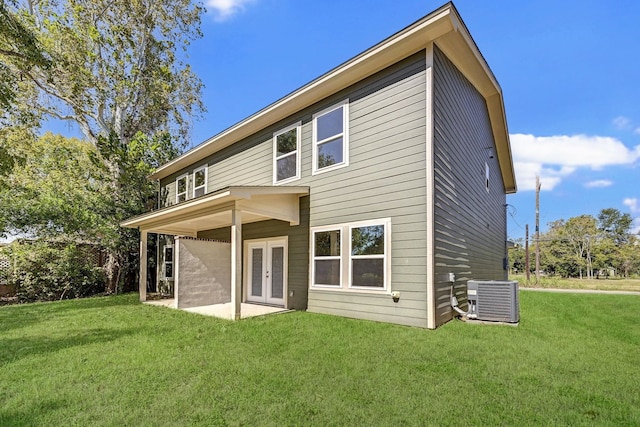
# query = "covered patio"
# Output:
<box><xmin>121</xmin><ymin>185</ymin><xmax>309</xmax><ymax>320</ymax></box>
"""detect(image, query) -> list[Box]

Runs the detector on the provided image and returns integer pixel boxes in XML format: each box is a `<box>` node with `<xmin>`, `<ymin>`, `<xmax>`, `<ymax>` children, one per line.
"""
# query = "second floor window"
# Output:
<box><xmin>193</xmin><ymin>166</ymin><xmax>207</xmax><ymax>197</ymax></box>
<box><xmin>313</xmin><ymin>100</ymin><xmax>349</xmax><ymax>174</ymax></box>
<box><xmin>273</xmin><ymin>123</ymin><xmax>301</xmax><ymax>184</ymax></box>
<box><xmin>176</xmin><ymin>175</ymin><xmax>187</xmax><ymax>203</ymax></box>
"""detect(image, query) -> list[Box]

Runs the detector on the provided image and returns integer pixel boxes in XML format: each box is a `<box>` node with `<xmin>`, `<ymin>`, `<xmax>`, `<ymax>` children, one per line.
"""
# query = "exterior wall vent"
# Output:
<box><xmin>467</xmin><ymin>280</ymin><xmax>519</xmax><ymax>323</ymax></box>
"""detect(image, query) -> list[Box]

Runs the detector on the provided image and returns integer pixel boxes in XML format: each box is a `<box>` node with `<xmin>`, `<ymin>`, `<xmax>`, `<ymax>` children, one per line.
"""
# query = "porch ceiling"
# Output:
<box><xmin>120</xmin><ymin>186</ymin><xmax>309</xmax><ymax>236</ymax></box>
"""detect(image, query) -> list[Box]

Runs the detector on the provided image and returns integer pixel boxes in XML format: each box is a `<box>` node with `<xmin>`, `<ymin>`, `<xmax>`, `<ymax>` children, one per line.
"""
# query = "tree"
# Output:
<box><xmin>618</xmin><ymin>238</ymin><xmax>640</xmax><ymax>278</ymax></box>
<box><xmin>594</xmin><ymin>208</ymin><xmax>634</xmax><ymax>277</ymax></box>
<box><xmin>0</xmin><ymin>1</ymin><xmax>51</xmax><ymax>171</ymax></box>
<box><xmin>0</xmin><ymin>131</ymin><xmax>179</xmax><ymax>296</ymax></box>
<box><xmin>0</xmin><ymin>132</ymin><xmax>109</xmax><ymax>301</ymax></box>
<box><xmin>96</xmin><ymin>131</ymin><xmax>181</xmax><ymax>290</ymax></box>
<box><xmin>0</xmin><ymin>0</ymin><xmax>51</xmax><ymax>113</ymax></box>
<box><xmin>4</xmin><ymin>0</ymin><xmax>204</xmax><ymax>145</ymax></box>
<box><xmin>0</xmin><ymin>132</ymin><xmax>109</xmax><ymax>240</ymax></box>
<box><xmin>1</xmin><ymin>0</ymin><xmax>206</xmax><ymax>292</ymax></box>
<box><xmin>539</xmin><ymin>220</ymin><xmax>576</xmax><ymax>278</ymax></box>
<box><xmin>562</xmin><ymin>215</ymin><xmax>597</xmax><ymax>279</ymax></box>
<box><xmin>541</xmin><ymin>216</ymin><xmax>598</xmax><ymax>279</ymax></box>
<box><xmin>597</xmin><ymin>208</ymin><xmax>632</xmax><ymax>245</ymax></box>
<box><xmin>508</xmin><ymin>239</ymin><xmax>526</xmax><ymax>274</ymax></box>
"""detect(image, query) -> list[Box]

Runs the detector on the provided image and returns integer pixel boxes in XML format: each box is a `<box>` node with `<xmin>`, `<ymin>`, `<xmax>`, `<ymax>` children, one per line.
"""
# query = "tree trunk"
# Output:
<box><xmin>104</xmin><ymin>251</ymin><xmax>120</xmax><ymax>294</ymax></box>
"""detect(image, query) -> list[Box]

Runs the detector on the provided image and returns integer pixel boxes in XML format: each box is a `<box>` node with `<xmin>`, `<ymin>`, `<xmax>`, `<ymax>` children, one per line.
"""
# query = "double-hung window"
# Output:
<box><xmin>176</xmin><ymin>174</ymin><xmax>188</xmax><ymax>203</ymax></box>
<box><xmin>310</xmin><ymin>219</ymin><xmax>390</xmax><ymax>291</ymax></box>
<box><xmin>193</xmin><ymin>165</ymin><xmax>207</xmax><ymax>198</ymax></box>
<box><xmin>350</xmin><ymin>223</ymin><xmax>386</xmax><ymax>288</ymax></box>
<box><xmin>312</xmin><ymin>228</ymin><xmax>341</xmax><ymax>286</ymax></box>
<box><xmin>312</xmin><ymin>100</ymin><xmax>349</xmax><ymax>174</ymax></box>
<box><xmin>273</xmin><ymin>123</ymin><xmax>301</xmax><ymax>184</ymax></box>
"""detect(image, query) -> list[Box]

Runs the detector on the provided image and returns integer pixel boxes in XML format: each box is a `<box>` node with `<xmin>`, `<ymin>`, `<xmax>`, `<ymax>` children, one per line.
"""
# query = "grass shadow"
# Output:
<box><xmin>0</xmin><ymin>327</ymin><xmax>138</xmax><ymax>367</ymax></box>
<box><xmin>0</xmin><ymin>398</ymin><xmax>68</xmax><ymax>427</ymax></box>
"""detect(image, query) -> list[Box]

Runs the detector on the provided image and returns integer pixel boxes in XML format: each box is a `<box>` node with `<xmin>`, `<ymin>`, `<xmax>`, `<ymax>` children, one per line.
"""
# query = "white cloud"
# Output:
<box><xmin>623</xmin><ymin>197</ymin><xmax>639</xmax><ymax>214</ymax></box>
<box><xmin>623</xmin><ymin>198</ymin><xmax>640</xmax><ymax>234</ymax></box>
<box><xmin>584</xmin><ymin>179</ymin><xmax>613</xmax><ymax>188</ymax></box>
<box><xmin>613</xmin><ymin>116</ymin><xmax>631</xmax><ymax>129</ymax></box>
<box><xmin>510</xmin><ymin>133</ymin><xmax>640</xmax><ymax>191</ymax></box>
<box><xmin>206</xmin><ymin>0</ymin><xmax>254</xmax><ymax>21</ymax></box>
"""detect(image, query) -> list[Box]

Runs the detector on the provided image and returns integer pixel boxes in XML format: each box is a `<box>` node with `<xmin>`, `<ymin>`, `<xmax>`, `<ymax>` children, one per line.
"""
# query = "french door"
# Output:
<box><xmin>246</xmin><ymin>238</ymin><xmax>287</xmax><ymax>306</ymax></box>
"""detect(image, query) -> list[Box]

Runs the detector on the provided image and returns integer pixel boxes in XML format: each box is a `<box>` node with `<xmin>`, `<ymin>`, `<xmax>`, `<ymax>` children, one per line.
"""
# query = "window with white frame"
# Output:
<box><xmin>312</xmin><ymin>100</ymin><xmax>349</xmax><ymax>174</ymax></box>
<box><xmin>312</xmin><ymin>229</ymin><xmax>341</xmax><ymax>286</ymax></box>
<box><xmin>193</xmin><ymin>165</ymin><xmax>207</xmax><ymax>198</ymax></box>
<box><xmin>176</xmin><ymin>174</ymin><xmax>188</xmax><ymax>203</ymax></box>
<box><xmin>164</xmin><ymin>246</ymin><xmax>174</xmax><ymax>279</ymax></box>
<box><xmin>350</xmin><ymin>224</ymin><xmax>386</xmax><ymax>288</ymax></box>
<box><xmin>310</xmin><ymin>219</ymin><xmax>390</xmax><ymax>291</ymax></box>
<box><xmin>273</xmin><ymin>123</ymin><xmax>301</xmax><ymax>183</ymax></box>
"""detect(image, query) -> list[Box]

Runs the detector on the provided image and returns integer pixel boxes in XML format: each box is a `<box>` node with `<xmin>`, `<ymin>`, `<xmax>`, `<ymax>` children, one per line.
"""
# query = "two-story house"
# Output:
<box><xmin>121</xmin><ymin>2</ymin><xmax>517</xmax><ymax>329</ymax></box>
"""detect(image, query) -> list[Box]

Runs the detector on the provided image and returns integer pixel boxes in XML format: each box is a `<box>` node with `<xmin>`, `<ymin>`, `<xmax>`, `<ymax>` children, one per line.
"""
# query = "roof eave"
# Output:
<box><xmin>150</xmin><ymin>4</ymin><xmax>456</xmax><ymax>181</ymax></box>
<box><xmin>150</xmin><ymin>3</ymin><xmax>517</xmax><ymax>194</ymax></box>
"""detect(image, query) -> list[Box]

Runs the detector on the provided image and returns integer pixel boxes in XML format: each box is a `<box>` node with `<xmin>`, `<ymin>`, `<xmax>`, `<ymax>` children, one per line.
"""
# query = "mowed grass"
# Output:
<box><xmin>514</xmin><ymin>274</ymin><xmax>640</xmax><ymax>292</ymax></box>
<box><xmin>1</xmin><ymin>293</ymin><xmax>639</xmax><ymax>426</ymax></box>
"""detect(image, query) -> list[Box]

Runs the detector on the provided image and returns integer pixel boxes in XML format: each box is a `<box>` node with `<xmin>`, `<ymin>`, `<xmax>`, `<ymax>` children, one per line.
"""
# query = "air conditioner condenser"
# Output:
<box><xmin>467</xmin><ymin>280</ymin><xmax>519</xmax><ymax>323</ymax></box>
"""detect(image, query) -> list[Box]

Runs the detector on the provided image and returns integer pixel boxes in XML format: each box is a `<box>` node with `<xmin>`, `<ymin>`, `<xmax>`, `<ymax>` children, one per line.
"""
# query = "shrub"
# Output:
<box><xmin>6</xmin><ymin>240</ymin><xmax>106</xmax><ymax>302</ymax></box>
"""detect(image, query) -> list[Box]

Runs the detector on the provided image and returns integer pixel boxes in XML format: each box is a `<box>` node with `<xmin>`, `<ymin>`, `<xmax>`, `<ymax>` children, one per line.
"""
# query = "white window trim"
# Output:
<box><xmin>310</xmin><ymin>225</ymin><xmax>343</xmax><ymax>288</ymax></box>
<box><xmin>309</xmin><ymin>218</ymin><xmax>391</xmax><ymax>293</ymax></box>
<box><xmin>193</xmin><ymin>165</ymin><xmax>208</xmax><ymax>198</ymax></box>
<box><xmin>348</xmin><ymin>219</ymin><xmax>391</xmax><ymax>291</ymax></box>
<box><xmin>163</xmin><ymin>245</ymin><xmax>174</xmax><ymax>280</ymax></box>
<box><xmin>312</xmin><ymin>100</ymin><xmax>349</xmax><ymax>175</ymax></box>
<box><xmin>273</xmin><ymin>122</ymin><xmax>301</xmax><ymax>185</ymax></box>
<box><xmin>175</xmin><ymin>173</ymin><xmax>188</xmax><ymax>204</ymax></box>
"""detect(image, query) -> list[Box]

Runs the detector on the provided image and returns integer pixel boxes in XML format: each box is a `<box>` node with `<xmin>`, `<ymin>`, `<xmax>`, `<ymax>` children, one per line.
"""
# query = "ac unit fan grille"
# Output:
<box><xmin>467</xmin><ymin>280</ymin><xmax>519</xmax><ymax>323</ymax></box>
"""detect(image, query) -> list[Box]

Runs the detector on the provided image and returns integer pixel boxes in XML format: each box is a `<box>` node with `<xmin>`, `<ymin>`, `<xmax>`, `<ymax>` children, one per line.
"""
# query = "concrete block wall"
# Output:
<box><xmin>176</xmin><ymin>237</ymin><xmax>231</xmax><ymax>309</ymax></box>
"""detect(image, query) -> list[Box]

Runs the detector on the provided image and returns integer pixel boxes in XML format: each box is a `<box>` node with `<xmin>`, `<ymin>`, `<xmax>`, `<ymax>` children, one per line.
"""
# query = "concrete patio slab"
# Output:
<box><xmin>143</xmin><ymin>299</ymin><xmax>291</xmax><ymax>320</ymax></box>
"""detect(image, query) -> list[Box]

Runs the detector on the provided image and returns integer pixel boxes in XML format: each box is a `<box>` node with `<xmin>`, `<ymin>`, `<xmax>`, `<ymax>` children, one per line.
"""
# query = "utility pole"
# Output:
<box><xmin>525</xmin><ymin>224</ymin><xmax>530</xmax><ymax>284</ymax></box>
<box><xmin>535</xmin><ymin>176</ymin><xmax>541</xmax><ymax>285</ymax></box>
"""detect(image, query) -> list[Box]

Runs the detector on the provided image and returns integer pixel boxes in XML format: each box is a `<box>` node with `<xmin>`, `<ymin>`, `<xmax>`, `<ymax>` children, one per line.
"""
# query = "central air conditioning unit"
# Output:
<box><xmin>467</xmin><ymin>280</ymin><xmax>519</xmax><ymax>323</ymax></box>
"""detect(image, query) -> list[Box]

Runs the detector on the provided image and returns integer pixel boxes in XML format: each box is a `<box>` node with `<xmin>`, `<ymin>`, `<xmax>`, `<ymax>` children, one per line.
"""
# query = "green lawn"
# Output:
<box><xmin>513</xmin><ymin>274</ymin><xmax>640</xmax><ymax>292</ymax></box>
<box><xmin>1</xmin><ymin>293</ymin><xmax>639</xmax><ymax>426</ymax></box>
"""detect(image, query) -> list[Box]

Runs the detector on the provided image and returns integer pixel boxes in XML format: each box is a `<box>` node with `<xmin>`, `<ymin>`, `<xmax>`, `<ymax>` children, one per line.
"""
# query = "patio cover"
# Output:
<box><xmin>120</xmin><ymin>185</ymin><xmax>309</xmax><ymax>320</ymax></box>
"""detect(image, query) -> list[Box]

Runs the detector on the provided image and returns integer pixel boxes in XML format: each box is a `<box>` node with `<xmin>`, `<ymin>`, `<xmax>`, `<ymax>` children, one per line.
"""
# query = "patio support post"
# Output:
<box><xmin>139</xmin><ymin>229</ymin><xmax>148</xmax><ymax>302</ymax></box>
<box><xmin>231</xmin><ymin>208</ymin><xmax>242</xmax><ymax>320</ymax></box>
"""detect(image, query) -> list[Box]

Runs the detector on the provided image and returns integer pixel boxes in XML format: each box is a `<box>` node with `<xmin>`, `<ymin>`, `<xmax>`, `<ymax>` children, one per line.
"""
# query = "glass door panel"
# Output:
<box><xmin>268</xmin><ymin>246</ymin><xmax>284</xmax><ymax>303</ymax></box>
<box><xmin>247</xmin><ymin>244</ymin><xmax>266</xmax><ymax>303</ymax></box>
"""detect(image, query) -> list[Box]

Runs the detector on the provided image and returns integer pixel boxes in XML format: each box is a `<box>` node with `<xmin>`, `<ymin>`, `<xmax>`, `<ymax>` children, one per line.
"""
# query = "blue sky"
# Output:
<box><xmin>47</xmin><ymin>0</ymin><xmax>640</xmax><ymax>240</ymax></box>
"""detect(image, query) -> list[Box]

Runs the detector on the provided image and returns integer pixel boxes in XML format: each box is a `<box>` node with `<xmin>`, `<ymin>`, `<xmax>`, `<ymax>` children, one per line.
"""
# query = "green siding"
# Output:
<box><xmin>432</xmin><ymin>45</ymin><xmax>508</xmax><ymax>327</ymax></box>
<box><xmin>158</xmin><ymin>53</ymin><xmax>429</xmax><ymax>327</ymax></box>
<box><xmin>304</xmin><ymin>55</ymin><xmax>428</xmax><ymax>328</ymax></box>
<box><xmin>197</xmin><ymin>196</ymin><xmax>310</xmax><ymax>310</ymax></box>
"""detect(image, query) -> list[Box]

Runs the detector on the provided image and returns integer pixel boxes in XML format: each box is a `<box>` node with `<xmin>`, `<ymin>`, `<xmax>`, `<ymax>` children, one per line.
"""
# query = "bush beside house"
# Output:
<box><xmin>2</xmin><ymin>240</ymin><xmax>106</xmax><ymax>302</ymax></box>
